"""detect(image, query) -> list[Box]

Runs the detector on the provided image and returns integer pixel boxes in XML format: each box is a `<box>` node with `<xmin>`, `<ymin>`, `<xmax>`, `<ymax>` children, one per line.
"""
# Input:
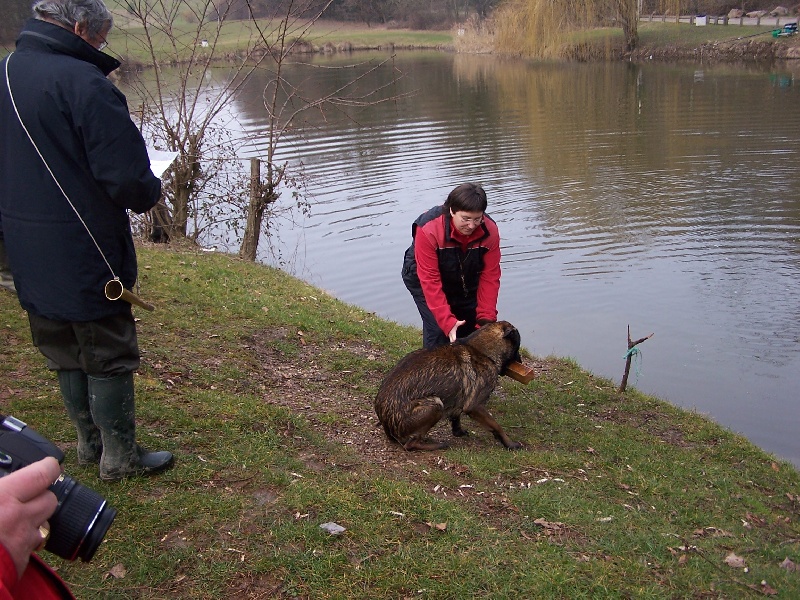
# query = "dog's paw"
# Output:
<box><xmin>452</xmin><ymin>427</ymin><xmax>469</xmax><ymax>437</ymax></box>
<box><xmin>405</xmin><ymin>439</ymin><xmax>450</xmax><ymax>451</ymax></box>
<box><xmin>505</xmin><ymin>441</ymin><xmax>523</xmax><ymax>451</ymax></box>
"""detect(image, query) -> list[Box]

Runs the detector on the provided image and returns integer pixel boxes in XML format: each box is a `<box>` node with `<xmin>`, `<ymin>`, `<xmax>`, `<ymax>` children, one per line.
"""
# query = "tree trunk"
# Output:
<box><xmin>168</xmin><ymin>134</ymin><xmax>202</xmax><ymax>239</ymax></box>
<box><xmin>239</xmin><ymin>158</ymin><xmax>278</xmax><ymax>262</ymax></box>
<box><xmin>617</xmin><ymin>0</ymin><xmax>640</xmax><ymax>50</ymax></box>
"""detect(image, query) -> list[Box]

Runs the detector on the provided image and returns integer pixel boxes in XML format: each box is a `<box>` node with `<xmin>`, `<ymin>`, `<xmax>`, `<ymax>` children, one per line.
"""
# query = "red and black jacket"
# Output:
<box><xmin>402</xmin><ymin>204</ymin><xmax>501</xmax><ymax>336</ymax></box>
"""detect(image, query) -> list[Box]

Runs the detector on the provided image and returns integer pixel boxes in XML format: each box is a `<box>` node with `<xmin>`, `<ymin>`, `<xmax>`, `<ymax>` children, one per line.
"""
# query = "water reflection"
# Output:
<box><xmin>131</xmin><ymin>52</ymin><xmax>800</xmax><ymax>467</ymax></box>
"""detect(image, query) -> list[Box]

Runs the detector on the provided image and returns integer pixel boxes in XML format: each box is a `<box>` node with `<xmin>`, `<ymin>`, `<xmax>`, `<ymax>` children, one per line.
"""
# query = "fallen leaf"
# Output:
<box><xmin>779</xmin><ymin>557</ymin><xmax>797</xmax><ymax>571</ymax></box>
<box><xmin>319</xmin><ymin>522</ymin><xmax>346</xmax><ymax>535</ymax></box>
<box><xmin>694</xmin><ymin>526</ymin><xmax>732</xmax><ymax>538</ymax></box>
<box><xmin>724</xmin><ymin>552</ymin><xmax>746</xmax><ymax>569</ymax></box>
<box><xmin>424</xmin><ymin>522</ymin><xmax>447</xmax><ymax>531</ymax></box>
<box><xmin>104</xmin><ymin>563</ymin><xmax>127</xmax><ymax>580</ymax></box>
<box><xmin>533</xmin><ymin>518</ymin><xmax>565</xmax><ymax>532</ymax></box>
<box><xmin>759</xmin><ymin>581</ymin><xmax>778</xmax><ymax>595</ymax></box>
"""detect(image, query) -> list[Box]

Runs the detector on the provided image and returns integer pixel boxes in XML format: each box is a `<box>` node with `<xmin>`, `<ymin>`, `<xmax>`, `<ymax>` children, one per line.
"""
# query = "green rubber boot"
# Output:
<box><xmin>57</xmin><ymin>370</ymin><xmax>102</xmax><ymax>466</ymax></box>
<box><xmin>88</xmin><ymin>373</ymin><xmax>173</xmax><ymax>481</ymax></box>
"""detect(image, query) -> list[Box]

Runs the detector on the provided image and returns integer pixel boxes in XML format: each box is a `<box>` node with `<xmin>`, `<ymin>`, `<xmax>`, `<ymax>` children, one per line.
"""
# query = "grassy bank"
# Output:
<box><xmin>100</xmin><ymin>17</ymin><xmax>800</xmax><ymax>66</ymax></box>
<box><xmin>493</xmin><ymin>21</ymin><xmax>800</xmax><ymax>61</ymax></box>
<box><xmin>4</xmin><ymin>15</ymin><xmax>800</xmax><ymax>62</ymax></box>
<box><xmin>102</xmin><ymin>17</ymin><xmax>454</xmax><ymax>64</ymax></box>
<box><xmin>1</xmin><ymin>244</ymin><xmax>798</xmax><ymax>598</ymax></box>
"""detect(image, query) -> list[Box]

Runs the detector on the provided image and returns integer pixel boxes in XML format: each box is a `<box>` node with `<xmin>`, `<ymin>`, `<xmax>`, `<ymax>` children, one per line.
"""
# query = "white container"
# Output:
<box><xmin>696</xmin><ymin>15</ymin><xmax>708</xmax><ymax>26</ymax></box>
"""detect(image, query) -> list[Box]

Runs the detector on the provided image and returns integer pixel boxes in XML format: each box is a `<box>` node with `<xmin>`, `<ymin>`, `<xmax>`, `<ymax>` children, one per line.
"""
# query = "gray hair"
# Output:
<box><xmin>32</xmin><ymin>0</ymin><xmax>113</xmax><ymax>38</ymax></box>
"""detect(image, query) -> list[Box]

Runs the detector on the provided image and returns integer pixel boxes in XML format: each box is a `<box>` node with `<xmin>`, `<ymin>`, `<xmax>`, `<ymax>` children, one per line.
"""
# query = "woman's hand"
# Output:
<box><xmin>448</xmin><ymin>320</ymin><xmax>466</xmax><ymax>343</ymax></box>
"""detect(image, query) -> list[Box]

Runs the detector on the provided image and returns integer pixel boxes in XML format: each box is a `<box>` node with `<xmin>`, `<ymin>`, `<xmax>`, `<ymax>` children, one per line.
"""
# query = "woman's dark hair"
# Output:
<box><xmin>444</xmin><ymin>183</ymin><xmax>487</xmax><ymax>214</ymax></box>
<box><xmin>33</xmin><ymin>0</ymin><xmax>112</xmax><ymax>38</ymax></box>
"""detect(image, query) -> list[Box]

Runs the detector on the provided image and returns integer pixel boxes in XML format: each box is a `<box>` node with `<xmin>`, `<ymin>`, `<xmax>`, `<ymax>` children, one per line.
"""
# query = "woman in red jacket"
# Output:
<box><xmin>0</xmin><ymin>458</ymin><xmax>76</xmax><ymax>599</ymax></box>
<box><xmin>402</xmin><ymin>183</ymin><xmax>502</xmax><ymax>349</ymax></box>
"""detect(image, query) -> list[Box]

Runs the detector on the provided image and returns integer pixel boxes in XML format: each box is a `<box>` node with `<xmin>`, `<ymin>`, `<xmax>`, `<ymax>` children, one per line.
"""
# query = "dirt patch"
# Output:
<box><xmin>247</xmin><ymin>333</ymin><xmax>556</xmax><ymax>476</ymax></box>
<box><xmin>192</xmin><ymin>331</ymin><xmax>565</xmax><ymax>501</ymax></box>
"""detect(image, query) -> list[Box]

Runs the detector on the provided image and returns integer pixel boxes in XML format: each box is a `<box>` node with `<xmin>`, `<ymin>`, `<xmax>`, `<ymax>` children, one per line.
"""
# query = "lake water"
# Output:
<box><xmin>166</xmin><ymin>52</ymin><xmax>800</xmax><ymax>468</ymax></box>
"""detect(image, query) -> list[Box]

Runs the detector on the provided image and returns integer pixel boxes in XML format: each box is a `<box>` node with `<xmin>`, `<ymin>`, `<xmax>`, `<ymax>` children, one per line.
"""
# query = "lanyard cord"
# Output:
<box><xmin>4</xmin><ymin>53</ymin><xmax>118</xmax><ymax>281</ymax></box>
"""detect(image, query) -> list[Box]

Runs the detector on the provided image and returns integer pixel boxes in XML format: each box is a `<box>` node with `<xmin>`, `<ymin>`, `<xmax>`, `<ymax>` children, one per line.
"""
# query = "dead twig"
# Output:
<box><xmin>619</xmin><ymin>325</ymin><xmax>654</xmax><ymax>393</ymax></box>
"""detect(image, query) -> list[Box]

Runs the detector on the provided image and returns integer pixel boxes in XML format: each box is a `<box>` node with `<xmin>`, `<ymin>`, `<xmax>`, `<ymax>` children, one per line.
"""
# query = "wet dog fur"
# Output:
<box><xmin>374</xmin><ymin>321</ymin><xmax>523</xmax><ymax>451</ymax></box>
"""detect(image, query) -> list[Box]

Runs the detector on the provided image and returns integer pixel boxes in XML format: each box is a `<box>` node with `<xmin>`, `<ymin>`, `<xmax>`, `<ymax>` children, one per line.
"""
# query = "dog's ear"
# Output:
<box><xmin>501</xmin><ymin>322</ymin><xmax>517</xmax><ymax>338</ymax></box>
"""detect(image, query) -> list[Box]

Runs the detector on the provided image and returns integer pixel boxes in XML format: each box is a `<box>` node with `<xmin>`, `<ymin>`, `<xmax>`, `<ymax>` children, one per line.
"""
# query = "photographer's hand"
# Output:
<box><xmin>0</xmin><ymin>457</ymin><xmax>60</xmax><ymax>579</ymax></box>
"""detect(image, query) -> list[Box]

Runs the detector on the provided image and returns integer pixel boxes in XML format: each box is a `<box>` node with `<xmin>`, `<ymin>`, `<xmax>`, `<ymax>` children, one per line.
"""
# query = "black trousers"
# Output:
<box><xmin>28</xmin><ymin>311</ymin><xmax>140</xmax><ymax>377</ymax></box>
<box><xmin>407</xmin><ymin>286</ymin><xmax>477</xmax><ymax>350</ymax></box>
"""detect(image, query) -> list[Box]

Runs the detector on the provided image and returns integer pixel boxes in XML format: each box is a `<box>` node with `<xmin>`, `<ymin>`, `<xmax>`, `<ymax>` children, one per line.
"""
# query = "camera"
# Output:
<box><xmin>0</xmin><ymin>415</ymin><xmax>116</xmax><ymax>562</ymax></box>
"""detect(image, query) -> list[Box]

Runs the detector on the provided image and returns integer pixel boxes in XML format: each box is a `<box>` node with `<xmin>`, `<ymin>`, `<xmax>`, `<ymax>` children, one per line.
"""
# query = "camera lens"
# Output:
<box><xmin>46</xmin><ymin>474</ymin><xmax>117</xmax><ymax>562</ymax></box>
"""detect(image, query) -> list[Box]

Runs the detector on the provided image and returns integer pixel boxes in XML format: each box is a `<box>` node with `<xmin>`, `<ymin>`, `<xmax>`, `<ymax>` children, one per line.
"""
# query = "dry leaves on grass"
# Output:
<box><xmin>780</xmin><ymin>557</ymin><xmax>798</xmax><ymax>572</ymax></box>
<box><xmin>103</xmin><ymin>563</ymin><xmax>127</xmax><ymax>580</ymax></box>
<box><xmin>724</xmin><ymin>552</ymin><xmax>746</xmax><ymax>569</ymax></box>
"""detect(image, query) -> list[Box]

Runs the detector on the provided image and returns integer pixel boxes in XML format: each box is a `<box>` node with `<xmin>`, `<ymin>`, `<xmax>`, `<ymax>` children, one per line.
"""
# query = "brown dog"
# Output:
<box><xmin>374</xmin><ymin>321</ymin><xmax>523</xmax><ymax>451</ymax></box>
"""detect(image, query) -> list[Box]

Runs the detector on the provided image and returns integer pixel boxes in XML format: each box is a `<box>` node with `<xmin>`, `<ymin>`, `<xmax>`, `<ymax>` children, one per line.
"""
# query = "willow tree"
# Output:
<box><xmin>494</xmin><ymin>0</ymin><xmax>640</xmax><ymax>59</ymax></box>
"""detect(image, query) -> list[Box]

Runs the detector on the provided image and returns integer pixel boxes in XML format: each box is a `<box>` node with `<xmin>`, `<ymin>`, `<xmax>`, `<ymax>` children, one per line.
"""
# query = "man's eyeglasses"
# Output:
<box><xmin>94</xmin><ymin>29</ymin><xmax>109</xmax><ymax>51</ymax></box>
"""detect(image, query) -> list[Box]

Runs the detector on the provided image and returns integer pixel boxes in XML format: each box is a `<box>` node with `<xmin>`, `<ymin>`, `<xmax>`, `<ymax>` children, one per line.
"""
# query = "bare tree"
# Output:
<box><xmin>238</xmin><ymin>0</ymin><xmax>412</xmax><ymax>259</ymax></box>
<box><xmin>118</xmin><ymin>0</ymin><xmax>407</xmax><ymax>260</ymax></box>
<box><xmin>120</xmin><ymin>0</ymin><xmax>271</xmax><ymax>243</ymax></box>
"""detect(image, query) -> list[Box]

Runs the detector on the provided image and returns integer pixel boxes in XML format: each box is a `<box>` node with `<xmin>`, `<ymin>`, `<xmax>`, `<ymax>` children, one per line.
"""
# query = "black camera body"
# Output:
<box><xmin>0</xmin><ymin>415</ymin><xmax>116</xmax><ymax>562</ymax></box>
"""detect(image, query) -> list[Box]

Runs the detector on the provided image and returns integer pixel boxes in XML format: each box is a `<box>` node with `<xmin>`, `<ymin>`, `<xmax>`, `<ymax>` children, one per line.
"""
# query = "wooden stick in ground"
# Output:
<box><xmin>619</xmin><ymin>325</ymin><xmax>654</xmax><ymax>393</ymax></box>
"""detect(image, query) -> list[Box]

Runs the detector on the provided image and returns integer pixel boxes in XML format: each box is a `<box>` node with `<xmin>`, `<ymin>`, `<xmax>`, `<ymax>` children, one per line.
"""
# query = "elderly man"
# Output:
<box><xmin>0</xmin><ymin>0</ymin><xmax>173</xmax><ymax>481</ymax></box>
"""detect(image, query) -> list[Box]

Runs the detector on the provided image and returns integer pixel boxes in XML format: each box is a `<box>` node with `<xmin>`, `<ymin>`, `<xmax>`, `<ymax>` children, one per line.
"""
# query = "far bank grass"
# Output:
<box><xmin>637</xmin><ymin>21</ymin><xmax>778</xmax><ymax>46</ymax></box>
<box><xmin>1</xmin><ymin>244</ymin><xmax>798</xmax><ymax>599</ymax></box>
<box><xmin>519</xmin><ymin>22</ymin><xmax>784</xmax><ymax>60</ymax></box>
<box><xmin>1</xmin><ymin>15</ymin><xmax>790</xmax><ymax>61</ymax></box>
<box><xmin>104</xmin><ymin>16</ymin><xmax>453</xmax><ymax>64</ymax></box>
<box><xmin>577</xmin><ymin>21</ymin><xmax>778</xmax><ymax>46</ymax></box>
<box><xmin>101</xmin><ymin>15</ymin><xmax>792</xmax><ymax>66</ymax></box>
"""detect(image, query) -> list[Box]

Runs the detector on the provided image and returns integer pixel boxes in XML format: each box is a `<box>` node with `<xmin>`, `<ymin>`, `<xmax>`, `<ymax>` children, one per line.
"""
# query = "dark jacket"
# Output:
<box><xmin>402</xmin><ymin>205</ymin><xmax>501</xmax><ymax>335</ymax></box>
<box><xmin>0</xmin><ymin>19</ymin><xmax>160</xmax><ymax>321</ymax></box>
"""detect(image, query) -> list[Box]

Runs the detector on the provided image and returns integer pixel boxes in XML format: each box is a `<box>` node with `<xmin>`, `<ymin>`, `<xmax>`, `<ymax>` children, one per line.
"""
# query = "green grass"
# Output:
<box><xmin>547</xmin><ymin>21</ymin><xmax>790</xmax><ymax>61</ymax></box>
<box><xmin>636</xmin><ymin>21</ymin><xmax>779</xmax><ymax>46</ymax></box>
<box><xmin>101</xmin><ymin>12</ymin><xmax>453</xmax><ymax>64</ymax></box>
<box><xmin>1</xmin><ymin>244</ymin><xmax>798</xmax><ymax>598</ymax></box>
